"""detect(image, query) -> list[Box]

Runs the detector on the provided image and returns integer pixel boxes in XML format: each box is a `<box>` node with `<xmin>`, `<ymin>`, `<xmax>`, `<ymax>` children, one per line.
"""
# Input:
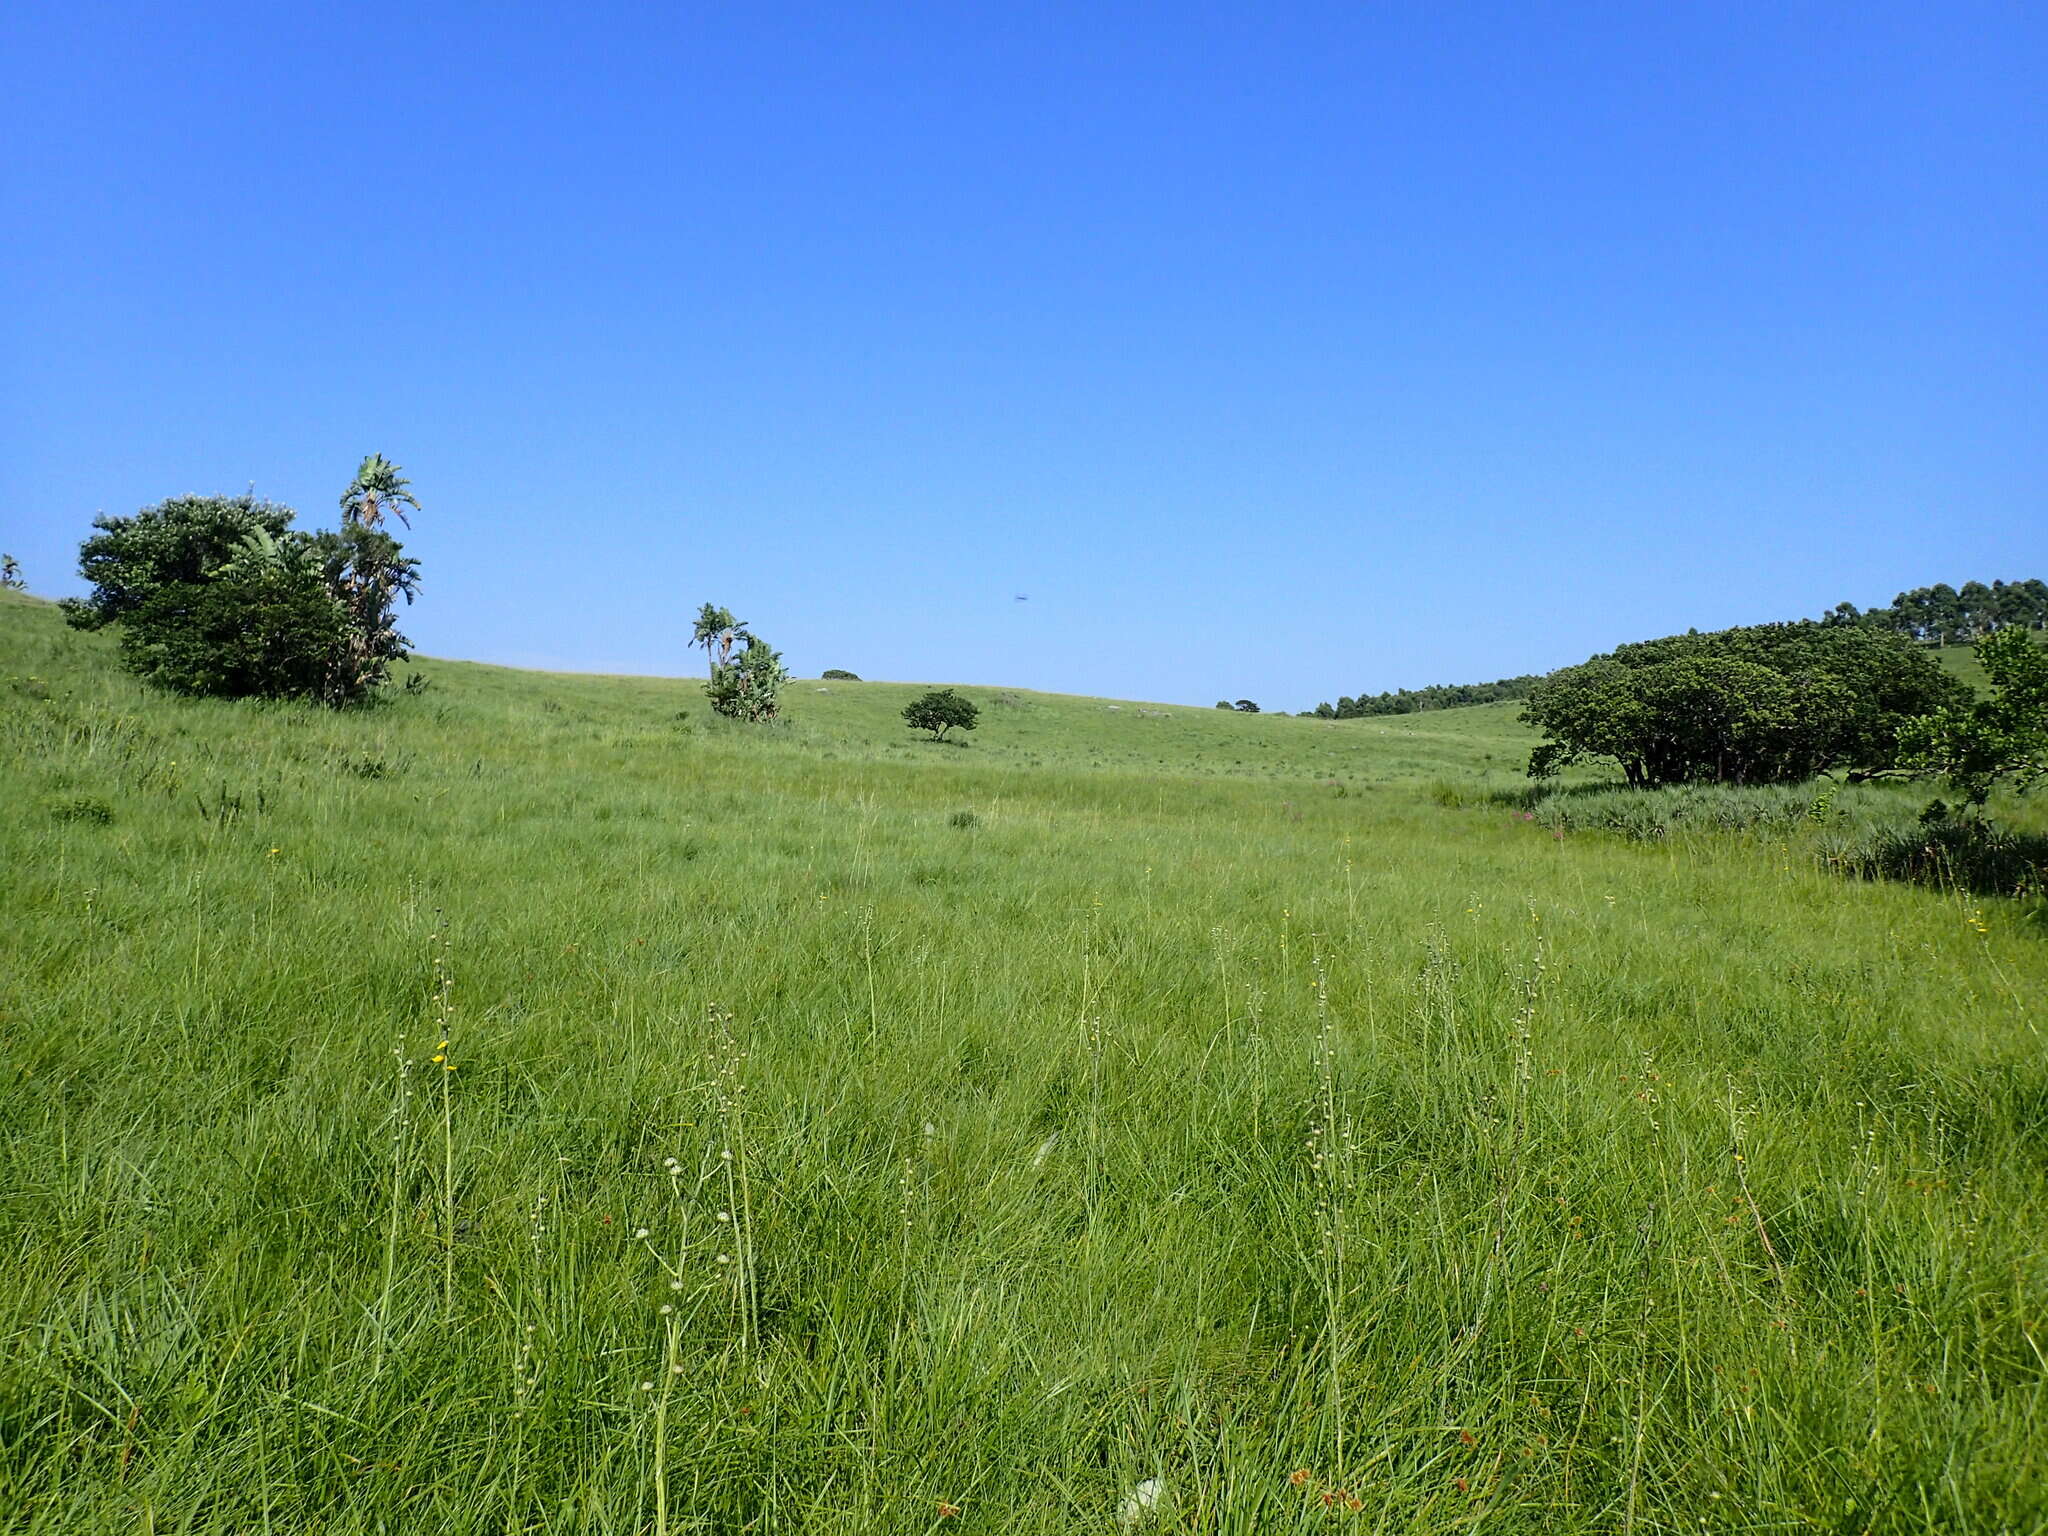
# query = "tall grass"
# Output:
<box><xmin>2</xmin><ymin>591</ymin><xmax>2044</xmax><ymax>1532</ymax></box>
<box><xmin>1483</xmin><ymin>779</ymin><xmax>2048</xmax><ymax>905</ymax></box>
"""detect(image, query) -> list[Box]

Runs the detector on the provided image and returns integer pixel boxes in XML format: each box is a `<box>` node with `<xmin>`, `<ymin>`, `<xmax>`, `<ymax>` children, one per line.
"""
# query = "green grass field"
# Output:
<box><xmin>3</xmin><ymin>589</ymin><xmax>2044</xmax><ymax>1533</ymax></box>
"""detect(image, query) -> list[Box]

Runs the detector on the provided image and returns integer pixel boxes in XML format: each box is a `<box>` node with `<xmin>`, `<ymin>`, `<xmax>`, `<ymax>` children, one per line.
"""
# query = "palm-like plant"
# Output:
<box><xmin>690</xmin><ymin>603</ymin><xmax>746</xmax><ymax>680</ymax></box>
<box><xmin>340</xmin><ymin>454</ymin><xmax>420</xmax><ymax>530</ymax></box>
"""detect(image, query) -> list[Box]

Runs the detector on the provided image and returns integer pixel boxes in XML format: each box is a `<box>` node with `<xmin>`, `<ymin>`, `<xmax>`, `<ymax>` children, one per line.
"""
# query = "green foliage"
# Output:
<box><xmin>1232</xmin><ymin>699</ymin><xmax>1259</xmax><ymax>713</ymax></box>
<box><xmin>61</xmin><ymin>484</ymin><xmax>420</xmax><ymax>707</ymax></box>
<box><xmin>1827</xmin><ymin>576</ymin><xmax>2048</xmax><ymax>644</ymax></box>
<box><xmin>0</xmin><ymin>554</ymin><xmax>22</xmax><ymax>590</ymax></box>
<box><xmin>312</xmin><ymin>521</ymin><xmax>421</xmax><ymax>698</ymax></box>
<box><xmin>1320</xmin><ymin>671</ymin><xmax>1544</xmax><ymax>719</ymax></box>
<box><xmin>689</xmin><ymin>603</ymin><xmax>746</xmax><ymax>680</ymax></box>
<box><xmin>339</xmin><ymin>452</ymin><xmax>420</xmax><ymax>530</ymax></box>
<box><xmin>1524</xmin><ymin>621</ymin><xmax>1963</xmax><ymax>786</ymax></box>
<box><xmin>902</xmin><ymin>687</ymin><xmax>979</xmax><ymax>741</ymax></box>
<box><xmin>705</xmin><ymin>633</ymin><xmax>789</xmax><ymax>722</ymax></box>
<box><xmin>821</xmin><ymin>668</ymin><xmax>861</xmax><ymax>681</ymax></box>
<box><xmin>60</xmin><ymin>494</ymin><xmax>296</xmax><ymax>632</ymax></box>
<box><xmin>119</xmin><ymin>547</ymin><xmax>352</xmax><ymax>702</ymax></box>
<box><xmin>1898</xmin><ymin>626</ymin><xmax>2048</xmax><ymax>804</ymax></box>
<box><xmin>1214</xmin><ymin>700</ymin><xmax>1232</xmax><ymax>709</ymax></box>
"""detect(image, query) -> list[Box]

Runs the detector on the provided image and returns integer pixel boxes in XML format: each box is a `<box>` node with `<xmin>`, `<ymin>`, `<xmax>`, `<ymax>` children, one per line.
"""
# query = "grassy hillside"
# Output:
<box><xmin>2</xmin><ymin>590</ymin><xmax>2044</xmax><ymax>1533</ymax></box>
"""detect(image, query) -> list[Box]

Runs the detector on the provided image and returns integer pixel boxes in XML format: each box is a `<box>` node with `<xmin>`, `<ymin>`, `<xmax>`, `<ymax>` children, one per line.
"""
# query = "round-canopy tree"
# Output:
<box><xmin>903</xmin><ymin>689</ymin><xmax>979</xmax><ymax>742</ymax></box>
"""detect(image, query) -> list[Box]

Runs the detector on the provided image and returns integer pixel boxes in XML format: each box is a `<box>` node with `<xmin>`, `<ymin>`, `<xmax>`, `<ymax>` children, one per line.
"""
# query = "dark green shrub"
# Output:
<box><xmin>903</xmin><ymin>689</ymin><xmax>978</xmax><ymax>742</ymax></box>
<box><xmin>822</xmin><ymin>669</ymin><xmax>861</xmax><ymax>681</ymax></box>
<box><xmin>120</xmin><ymin>560</ymin><xmax>350</xmax><ymax>702</ymax></box>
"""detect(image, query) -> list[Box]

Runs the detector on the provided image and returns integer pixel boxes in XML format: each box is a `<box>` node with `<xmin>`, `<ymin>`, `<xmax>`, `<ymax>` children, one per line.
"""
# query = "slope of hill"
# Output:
<box><xmin>3</xmin><ymin>589</ymin><xmax>2044</xmax><ymax>1532</ymax></box>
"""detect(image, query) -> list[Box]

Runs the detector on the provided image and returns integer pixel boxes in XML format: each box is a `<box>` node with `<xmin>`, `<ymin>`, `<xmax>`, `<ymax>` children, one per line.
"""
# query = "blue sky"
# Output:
<box><xmin>3</xmin><ymin>2</ymin><xmax>2041</xmax><ymax>709</ymax></box>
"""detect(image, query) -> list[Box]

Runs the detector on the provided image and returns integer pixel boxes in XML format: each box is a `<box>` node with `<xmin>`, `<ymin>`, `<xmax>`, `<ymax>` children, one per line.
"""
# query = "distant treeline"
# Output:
<box><xmin>1310</xmin><ymin>576</ymin><xmax>2047</xmax><ymax>721</ymax></box>
<box><xmin>1308</xmin><ymin>674</ymin><xmax>1543</xmax><ymax>720</ymax></box>
<box><xmin>1822</xmin><ymin>578</ymin><xmax>2048</xmax><ymax>646</ymax></box>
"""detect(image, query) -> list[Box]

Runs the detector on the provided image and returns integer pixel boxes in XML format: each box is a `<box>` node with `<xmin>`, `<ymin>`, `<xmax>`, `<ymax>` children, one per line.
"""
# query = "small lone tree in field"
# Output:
<box><xmin>903</xmin><ymin>688</ymin><xmax>978</xmax><ymax>742</ymax></box>
<box><xmin>0</xmin><ymin>555</ymin><xmax>23</xmax><ymax>590</ymax></box>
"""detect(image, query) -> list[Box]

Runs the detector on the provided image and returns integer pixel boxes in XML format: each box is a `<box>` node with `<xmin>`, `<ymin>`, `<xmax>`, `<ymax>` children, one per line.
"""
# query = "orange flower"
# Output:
<box><xmin>936</xmin><ymin>1502</ymin><xmax>960</xmax><ymax>1518</ymax></box>
<box><xmin>1289</xmin><ymin>1469</ymin><xmax>1311</xmax><ymax>1488</ymax></box>
<box><xmin>1459</xmin><ymin>1430</ymin><xmax>1475</xmax><ymax>1446</ymax></box>
<box><xmin>1454</xmin><ymin>1477</ymin><xmax>1469</xmax><ymax>1494</ymax></box>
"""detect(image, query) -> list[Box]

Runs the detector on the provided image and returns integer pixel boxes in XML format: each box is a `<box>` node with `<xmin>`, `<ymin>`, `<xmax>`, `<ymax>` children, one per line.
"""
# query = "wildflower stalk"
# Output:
<box><xmin>1307</xmin><ymin>945</ymin><xmax>1350</xmax><ymax>1476</ymax></box>
<box><xmin>653</xmin><ymin>1307</ymin><xmax>679</xmax><ymax>1536</ymax></box>
<box><xmin>430</xmin><ymin>915</ymin><xmax>457</xmax><ymax>1321</ymax></box>
<box><xmin>372</xmin><ymin>1033</ymin><xmax>411</xmax><ymax>1376</ymax></box>
<box><xmin>709</xmin><ymin>1005</ymin><xmax>761</xmax><ymax>1366</ymax></box>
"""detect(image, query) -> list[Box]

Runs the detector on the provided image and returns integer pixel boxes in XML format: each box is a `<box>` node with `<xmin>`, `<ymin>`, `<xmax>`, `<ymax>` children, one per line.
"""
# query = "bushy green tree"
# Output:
<box><xmin>1524</xmin><ymin>621</ymin><xmax>1962</xmax><ymax>786</ymax></box>
<box><xmin>1898</xmin><ymin>627</ymin><xmax>2048</xmax><ymax>804</ymax></box>
<box><xmin>116</xmin><ymin>529</ymin><xmax>350</xmax><ymax>700</ymax></box>
<box><xmin>61</xmin><ymin>495</ymin><xmax>296</xmax><ymax>632</ymax></box>
<box><xmin>62</xmin><ymin>482</ymin><xmax>421</xmax><ymax>707</ymax></box>
<box><xmin>903</xmin><ymin>688</ymin><xmax>978</xmax><ymax>741</ymax></box>
<box><xmin>706</xmin><ymin>634</ymin><xmax>789</xmax><ymax>722</ymax></box>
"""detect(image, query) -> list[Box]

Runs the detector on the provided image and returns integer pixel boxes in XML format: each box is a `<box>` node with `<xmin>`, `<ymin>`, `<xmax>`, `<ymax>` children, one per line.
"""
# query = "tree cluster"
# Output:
<box><xmin>691</xmin><ymin>603</ymin><xmax>789</xmax><ymax>721</ymax></box>
<box><xmin>1310</xmin><ymin>673</ymin><xmax>1541</xmax><ymax>720</ymax></box>
<box><xmin>60</xmin><ymin>460</ymin><xmax>422</xmax><ymax>706</ymax></box>
<box><xmin>1823</xmin><ymin>578</ymin><xmax>2048</xmax><ymax>645</ymax></box>
<box><xmin>1522</xmin><ymin>621</ymin><xmax>1964</xmax><ymax>787</ymax></box>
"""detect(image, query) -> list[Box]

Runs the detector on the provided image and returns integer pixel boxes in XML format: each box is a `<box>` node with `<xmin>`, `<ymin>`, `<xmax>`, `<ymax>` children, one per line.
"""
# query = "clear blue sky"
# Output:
<box><xmin>4</xmin><ymin>2</ymin><xmax>2042</xmax><ymax>709</ymax></box>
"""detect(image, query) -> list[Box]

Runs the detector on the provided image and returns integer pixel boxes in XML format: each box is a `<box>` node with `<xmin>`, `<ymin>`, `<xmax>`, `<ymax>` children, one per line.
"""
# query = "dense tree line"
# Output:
<box><xmin>1823</xmin><ymin>578</ymin><xmax>2048</xmax><ymax>645</ymax></box>
<box><xmin>1308</xmin><ymin>576</ymin><xmax>2041</xmax><ymax>726</ymax></box>
<box><xmin>1522</xmin><ymin>621</ymin><xmax>1964</xmax><ymax>787</ymax></box>
<box><xmin>1309</xmin><ymin>674</ymin><xmax>1541</xmax><ymax>720</ymax></box>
